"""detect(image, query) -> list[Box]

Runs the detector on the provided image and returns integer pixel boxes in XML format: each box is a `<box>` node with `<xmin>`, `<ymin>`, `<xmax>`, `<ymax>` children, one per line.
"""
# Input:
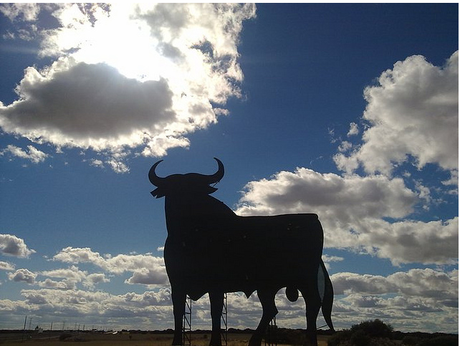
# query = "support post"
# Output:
<box><xmin>264</xmin><ymin>316</ymin><xmax>277</xmax><ymax>346</ymax></box>
<box><xmin>182</xmin><ymin>295</ymin><xmax>192</xmax><ymax>346</ymax></box>
<box><xmin>221</xmin><ymin>293</ymin><xmax>228</xmax><ymax>346</ymax></box>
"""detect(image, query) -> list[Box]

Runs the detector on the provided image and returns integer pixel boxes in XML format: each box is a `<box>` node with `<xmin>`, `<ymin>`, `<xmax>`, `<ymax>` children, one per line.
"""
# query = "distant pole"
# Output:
<box><xmin>22</xmin><ymin>316</ymin><xmax>27</xmax><ymax>341</ymax></box>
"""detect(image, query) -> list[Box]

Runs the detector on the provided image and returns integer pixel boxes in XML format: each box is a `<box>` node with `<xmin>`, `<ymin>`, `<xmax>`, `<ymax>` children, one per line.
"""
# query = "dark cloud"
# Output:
<box><xmin>0</xmin><ymin>234</ymin><xmax>35</xmax><ymax>258</ymax></box>
<box><xmin>1</xmin><ymin>61</ymin><xmax>174</xmax><ymax>144</ymax></box>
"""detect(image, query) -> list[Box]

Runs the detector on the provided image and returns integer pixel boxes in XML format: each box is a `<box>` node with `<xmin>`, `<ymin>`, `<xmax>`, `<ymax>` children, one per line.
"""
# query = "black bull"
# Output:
<box><xmin>149</xmin><ymin>158</ymin><xmax>334</xmax><ymax>346</ymax></box>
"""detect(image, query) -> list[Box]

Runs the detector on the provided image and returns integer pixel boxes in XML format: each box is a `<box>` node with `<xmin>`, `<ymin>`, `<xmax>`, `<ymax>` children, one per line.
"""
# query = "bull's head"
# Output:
<box><xmin>149</xmin><ymin>158</ymin><xmax>224</xmax><ymax>198</ymax></box>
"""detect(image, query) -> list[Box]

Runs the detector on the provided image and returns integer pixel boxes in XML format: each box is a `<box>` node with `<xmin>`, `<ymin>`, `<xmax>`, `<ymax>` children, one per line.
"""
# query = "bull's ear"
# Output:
<box><xmin>151</xmin><ymin>188</ymin><xmax>165</xmax><ymax>198</ymax></box>
<box><xmin>205</xmin><ymin>186</ymin><xmax>218</xmax><ymax>194</ymax></box>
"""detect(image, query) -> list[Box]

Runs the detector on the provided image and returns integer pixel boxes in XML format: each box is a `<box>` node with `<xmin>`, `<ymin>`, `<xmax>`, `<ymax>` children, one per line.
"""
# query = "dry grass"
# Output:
<box><xmin>0</xmin><ymin>332</ymin><xmax>329</xmax><ymax>346</ymax></box>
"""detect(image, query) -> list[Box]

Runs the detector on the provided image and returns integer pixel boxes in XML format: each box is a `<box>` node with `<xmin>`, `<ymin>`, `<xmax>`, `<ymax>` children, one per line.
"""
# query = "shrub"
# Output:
<box><xmin>327</xmin><ymin>330</ymin><xmax>352</xmax><ymax>346</ymax></box>
<box><xmin>350</xmin><ymin>319</ymin><xmax>393</xmax><ymax>339</ymax></box>
<box><xmin>327</xmin><ymin>320</ymin><xmax>396</xmax><ymax>346</ymax></box>
<box><xmin>401</xmin><ymin>335</ymin><xmax>421</xmax><ymax>345</ymax></box>
<box><xmin>419</xmin><ymin>335</ymin><xmax>458</xmax><ymax>346</ymax></box>
<box><xmin>59</xmin><ymin>332</ymin><xmax>72</xmax><ymax>341</ymax></box>
<box><xmin>350</xmin><ymin>329</ymin><xmax>371</xmax><ymax>346</ymax></box>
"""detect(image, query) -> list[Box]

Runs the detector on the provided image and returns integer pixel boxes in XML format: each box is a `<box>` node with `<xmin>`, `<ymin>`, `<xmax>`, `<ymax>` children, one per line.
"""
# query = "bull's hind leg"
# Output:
<box><xmin>300</xmin><ymin>287</ymin><xmax>321</xmax><ymax>346</ymax></box>
<box><xmin>249</xmin><ymin>289</ymin><xmax>278</xmax><ymax>346</ymax></box>
<box><xmin>171</xmin><ymin>287</ymin><xmax>186</xmax><ymax>346</ymax></box>
<box><xmin>209</xmin><ymin>291</ymin><xmax>223</xmax><ymax>346</ymax></box>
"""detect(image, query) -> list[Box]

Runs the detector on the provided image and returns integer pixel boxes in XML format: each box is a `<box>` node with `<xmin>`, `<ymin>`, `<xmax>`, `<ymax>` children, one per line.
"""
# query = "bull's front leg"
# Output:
<box><xmin>209</xmin><ymin>291</ymin><xmax>224</xmax><ymax>346</ymax></box>
<box><xmin>171</xmin><ymin>287</ymin><xmax>186</xmax><ymax>346</ymax></box>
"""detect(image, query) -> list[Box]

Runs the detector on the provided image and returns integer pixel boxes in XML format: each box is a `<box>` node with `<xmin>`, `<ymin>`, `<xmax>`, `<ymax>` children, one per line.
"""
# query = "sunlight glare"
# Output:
<box><xmin>73</xmin><ymin>6</ymin><xmax>176</xmax><ymax>83</ymax></box>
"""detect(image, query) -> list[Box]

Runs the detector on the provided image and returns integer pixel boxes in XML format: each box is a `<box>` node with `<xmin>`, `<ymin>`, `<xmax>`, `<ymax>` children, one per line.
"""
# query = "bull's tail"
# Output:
<box><xmin>319</xmin><ymin>259</ymin><xmax>334</xmax><ymax>332</ymax></box>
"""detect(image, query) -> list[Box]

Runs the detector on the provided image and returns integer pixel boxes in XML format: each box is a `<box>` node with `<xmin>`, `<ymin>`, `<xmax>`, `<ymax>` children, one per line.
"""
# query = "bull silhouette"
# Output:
<box><xmin>149</xmin><ymin>158</ymin><xmax>334</xmax><ymax>346</ymax></box>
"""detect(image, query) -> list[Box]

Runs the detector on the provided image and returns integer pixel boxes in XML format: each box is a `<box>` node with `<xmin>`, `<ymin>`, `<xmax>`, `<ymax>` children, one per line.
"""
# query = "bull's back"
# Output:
<box><xmin>239</xmin><ymin>213</ymin><xmax>323</xmax><ymax>245</ymax></box>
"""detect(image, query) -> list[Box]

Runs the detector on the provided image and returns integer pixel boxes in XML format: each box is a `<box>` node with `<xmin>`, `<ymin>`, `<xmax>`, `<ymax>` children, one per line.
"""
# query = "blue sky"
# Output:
<box><xmin>0</xmin><ymin>3</ymin><xmax>457</xmax><ymax>334</ymax></box>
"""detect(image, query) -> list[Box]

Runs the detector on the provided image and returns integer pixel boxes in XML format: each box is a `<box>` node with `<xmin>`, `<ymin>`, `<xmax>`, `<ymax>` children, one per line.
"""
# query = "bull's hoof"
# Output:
<box><xmin>248</xmin><ymin>335</ymin><xmax>262</xmax><ymax>346</ymax></box>
<box><xmin>209</xmin><ymin>337</ymin><xmax>222</xmax><ymax>346</ymax></box>
<box><xmin>172</xmin><ymin>337</ymin><xmax>182</xmax><ymax>346</ymax></box>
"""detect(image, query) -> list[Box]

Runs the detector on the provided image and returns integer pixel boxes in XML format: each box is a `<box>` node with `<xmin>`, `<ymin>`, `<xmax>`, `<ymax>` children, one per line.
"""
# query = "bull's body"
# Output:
<box><xmin>150</xmin><ymin>159</ymin><xmax>334</xmax><ymax>346</ymax></box>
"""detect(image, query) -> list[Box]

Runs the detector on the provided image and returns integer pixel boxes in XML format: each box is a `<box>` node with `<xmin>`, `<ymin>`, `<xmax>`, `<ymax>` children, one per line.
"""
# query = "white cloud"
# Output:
<box><xmin>334</xmin><ymin>51</ymin><xmax>458</xmax><ymax>178</ymax></box>
<box><xmin>85</xmin><ymin>273</ymin><xmax>110</xmax><ymax>288</ymax></box>
<box><xmin>331</xmin><ymin>268</ymin><xmax>458</xmax><ymax>332</ymax></box>
<box><xmin>0</xmin><ymin>4</ymin><xmax>256</xmax><ymax>170</ymax></box>
<box><xmin>5</xmin><ymin>288</ymin><xmax>175</xmax><ymax>330</ymax></box>
<box><xmin>90</xmin><ymin>159</ymin><xmax>104</xmax><ymax>169</ymax></box>
<box><xmin>360</xmin><ymin>217</ymin><xmax>458</xmax><ymax>265</ymax></box>
<box><xmin>0</xmin><ymin>234</ymin><xmax>35</xmax><ymax>258</ymax></box>
<box><xmin>347</xmin><ymin>122</ymin><xmax>359</xmax><ymax>136</ymax></box>
<box><xmin>38</xmin><ymin>265</ymin><xmax>109</xmax><ymax>290</ymax></box>
<box><xmin>330</xmin><ymin>269</ymin><xmax>458</xmax><ymax>332</ymax></box>
<box><xmin>8</xmin><ymin>268</ymin><xmax>37</xmax><ymax>284</ymax></box>
<box><xmin>52</xmin><ymin>247</ymin><xmax>168</xmax><ymax>285</ymax></box>
<box><xmin>237</xmin><ymin>168</ymin><xmax>417</xmax><ymax>219</ymax></box>
<box><xmin>0</xmin><ymin>3</ymin><xmax>40</xmax><ymax>22</ymax></box>
<box><xmin>0</xmin><ymin>261</ymin><xmax>15</xmax><ymax>271</ymax></box>
<box><xmin>106</xmin><ymin>157</ymin><xmax>130</xmax><ymax>174</ymax></box>
<box><xmin>387</xmin><ymin>268</ymin><xmax>458</xmax><ymax>301</ymax></box>
<box><xmin>322</xmin><ymin>254</ymin><xmax>344</xmax><ymax>270</ymax></box>
<box><xmin>38</xmin><ymin>278</ymin><xmax>75</xmax><ymax>290</ymax></box>
<box><xmin>125</xmin><ymin>268</ymin><xmax>164</xmax><ymax>285</ymax></box>
<box><xmin>0</xmin><ymin>145</ymin><xmax>48</xmax><ymax>163</ymax></box>
<box><xmin>332</xmin><ymin>268</ymin><xmax>458</xmax><ymax>300</ymax></box>
<box><xmin>337</xmin><ymin>141</ymin><xmax>352</xmax><ymax>153</ymax></box>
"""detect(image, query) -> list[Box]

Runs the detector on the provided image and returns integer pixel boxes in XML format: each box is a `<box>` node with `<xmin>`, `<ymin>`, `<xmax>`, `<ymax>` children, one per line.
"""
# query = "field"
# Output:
<box><xmin>0</xmin><ymin>331</ymin><xmax>329</xmax><ymax>346</ymax></box>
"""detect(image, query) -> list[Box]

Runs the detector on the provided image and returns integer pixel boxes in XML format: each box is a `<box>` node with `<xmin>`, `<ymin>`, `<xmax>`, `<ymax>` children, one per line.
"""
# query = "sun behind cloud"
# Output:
<box><xmin>0</xmin><ymin>3</ymin><xmax>256</xmax><ymax>168</ymax></box>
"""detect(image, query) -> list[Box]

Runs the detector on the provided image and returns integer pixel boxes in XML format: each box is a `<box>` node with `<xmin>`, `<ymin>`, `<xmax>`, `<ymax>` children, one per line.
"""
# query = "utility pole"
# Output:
<box><xmin>22</xmin><ymin>316</ymin><xmax>27</xmax><ymax>341</ymax></box>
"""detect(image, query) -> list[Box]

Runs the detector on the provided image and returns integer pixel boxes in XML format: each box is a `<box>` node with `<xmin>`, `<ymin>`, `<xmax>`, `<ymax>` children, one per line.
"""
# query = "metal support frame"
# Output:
<box><xmin>181</xmin><ymin>293</ymin><xmax>228</xmax><ymax>346</ymax></box>
<box><xmin>182</xmin><ymin>295</ymin><xmax>192</xmax><ymax>346</ymax></box>
<box><xmin>221</xmin><ymin>293</ymin><xmax>228</xmax><ymax>346</ymax></box>
<box><xmin>264</xmin><ymin>316</ymin><xmax>277</xmax><ymax>346</ymax></box>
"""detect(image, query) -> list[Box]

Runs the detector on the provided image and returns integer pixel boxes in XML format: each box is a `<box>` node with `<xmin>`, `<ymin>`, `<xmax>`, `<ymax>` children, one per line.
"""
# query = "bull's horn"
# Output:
<box><xmin>205</xmin><ymin>157</ymin><xmax>224</xmax><ymax>184</ymax></box>
<box><xmin>148</xmin><ymin>160</ymin><xmax>165</xmax><ymax>186</ymax></box>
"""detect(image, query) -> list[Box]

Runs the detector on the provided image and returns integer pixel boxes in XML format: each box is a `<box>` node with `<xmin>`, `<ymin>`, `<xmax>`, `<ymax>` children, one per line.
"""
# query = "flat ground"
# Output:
<box><xmin>0</xmin><ymin>332</ymin><xmax>329</xmax><ymax>346</ymax></box>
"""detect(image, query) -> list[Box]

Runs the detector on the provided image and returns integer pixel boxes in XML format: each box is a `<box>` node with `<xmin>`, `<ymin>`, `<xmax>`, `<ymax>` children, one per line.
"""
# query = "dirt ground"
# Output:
<box><xmin>0</xmin><ymin>332</ymin><xmax>329</xmax><ymax>346</ymax></box>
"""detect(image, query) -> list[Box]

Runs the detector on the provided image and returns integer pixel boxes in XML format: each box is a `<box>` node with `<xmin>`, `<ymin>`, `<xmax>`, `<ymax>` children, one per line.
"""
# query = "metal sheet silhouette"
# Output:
<box><xmin>149</xmin><ymin>158</ymin><xmax>334</xmax><ymax>346</ymax></box>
